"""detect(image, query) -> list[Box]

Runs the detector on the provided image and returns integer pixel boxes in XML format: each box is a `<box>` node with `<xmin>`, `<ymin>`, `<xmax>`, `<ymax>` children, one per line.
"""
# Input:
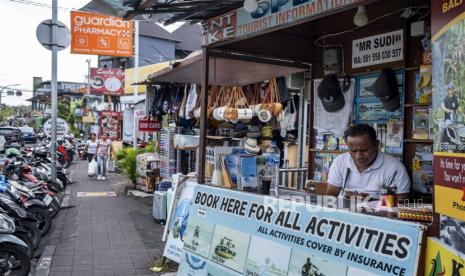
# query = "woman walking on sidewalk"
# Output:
<box><xmin>84</xmin><ymin>133</ymin><xmax>98</xmax><ymax>162</ymax></box>
<box><xmin>94</xmin><ymin>133</ymin><xmax>113</xmax><ymax>180</ymax></box>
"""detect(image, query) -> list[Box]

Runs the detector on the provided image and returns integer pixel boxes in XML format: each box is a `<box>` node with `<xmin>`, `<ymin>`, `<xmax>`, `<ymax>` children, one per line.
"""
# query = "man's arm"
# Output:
<box><xmin>325</xmin><ymin>184</ymin><xmax>341</xmax><ymax>196</ymax></box>
<box><xmin>325</xmin><ymin>155</ymin><xmax>344</xmax><ymax>196</ymax></box>
<box><xmin>442</xmin><ymin>101</ymin><xmax>450</xmax><ymax>113</ymax></box>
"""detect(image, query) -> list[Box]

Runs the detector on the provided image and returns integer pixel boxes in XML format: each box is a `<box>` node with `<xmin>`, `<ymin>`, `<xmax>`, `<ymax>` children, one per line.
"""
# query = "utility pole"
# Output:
<box><xmin>132</xmin><ymin>20</ymin><xmax>139</xmax><ymax>148</ymax></box>
<box><xmin>51</xmin><ymin>0</ymin><xmax>58</xmax><ymax>181</ymax></box>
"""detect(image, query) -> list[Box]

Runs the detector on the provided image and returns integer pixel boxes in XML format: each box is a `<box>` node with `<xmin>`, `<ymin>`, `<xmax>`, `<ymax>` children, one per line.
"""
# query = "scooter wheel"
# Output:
<box><xmin>0</xmin><ymin>242</ymin><xmax>31</xmax><ymax>276</ymax></box>
<box><xmin>21</xmin><ymin>221</ymin><xmax>41</xmax><ymax>250</ymax></box>
<box><xmin>28</xmin><ymin>207</ymin><xmax>52</xmax><ymax>236</ymax></box>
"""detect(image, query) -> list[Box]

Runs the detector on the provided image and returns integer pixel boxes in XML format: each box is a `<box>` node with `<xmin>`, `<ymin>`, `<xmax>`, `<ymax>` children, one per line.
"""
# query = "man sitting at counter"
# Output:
<box><xmin>325</xmin><ymin>124</ymin><xmax>410</xmax><ymax>201</ymax></box>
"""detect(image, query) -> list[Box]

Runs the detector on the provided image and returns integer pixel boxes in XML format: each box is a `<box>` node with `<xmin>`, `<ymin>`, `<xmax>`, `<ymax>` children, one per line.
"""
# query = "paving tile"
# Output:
<box><xmin>51</xmin><ymin>265</ymin><xmax>73</xmax><ymax>271</ymax></box>
<box><xmin>93</xmin><ymin>270</ymin><xmax>116</xmax><ymax>276</ymax></box>
<box><xmin>51</xmin><ymin>271</ymin><xmax>72</xmax><ymax>276</ymax></box>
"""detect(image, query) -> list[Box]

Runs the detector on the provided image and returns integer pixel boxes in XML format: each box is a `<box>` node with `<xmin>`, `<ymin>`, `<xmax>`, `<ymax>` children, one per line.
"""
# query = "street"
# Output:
<box><xmin>38</xmin><ymin>160</ymin><xmax>176</xmax><ymax>276</ymax></box>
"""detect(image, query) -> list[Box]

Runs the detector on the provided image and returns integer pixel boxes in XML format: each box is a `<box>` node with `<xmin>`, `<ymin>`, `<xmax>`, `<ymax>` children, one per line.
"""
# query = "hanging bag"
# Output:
<box><xmin>178</xmin><ymin>85</ymin><xmax>188</xmax><ymax>119</ymax></box>
<box><xmin>280</xmin><ymin>97</ymin><xmax>297</xmax><ymax>138</ymax></box>
<box><xmin>185</xmin><ymin>84</ymin><xmax>198</xmax><ymax>119</ymax></box>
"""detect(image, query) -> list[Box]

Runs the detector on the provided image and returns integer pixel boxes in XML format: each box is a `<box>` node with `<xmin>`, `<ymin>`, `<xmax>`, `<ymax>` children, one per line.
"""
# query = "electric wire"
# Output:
<box><xmin>7</xmin><ymin>0</ymin><xmax>75</xmax><ymax>11</ymax></box>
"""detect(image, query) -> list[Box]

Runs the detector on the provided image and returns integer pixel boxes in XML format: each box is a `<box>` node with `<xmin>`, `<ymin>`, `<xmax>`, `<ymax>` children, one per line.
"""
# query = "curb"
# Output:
<box><xmin>61</xmin><ymin>185</ymin><xmax>72</xmax><ymax>208</ymax></box>
<box><xmin>31</xmin><ymin>245</ymin><xmax>55</xmax><ymax>276</ymax></box>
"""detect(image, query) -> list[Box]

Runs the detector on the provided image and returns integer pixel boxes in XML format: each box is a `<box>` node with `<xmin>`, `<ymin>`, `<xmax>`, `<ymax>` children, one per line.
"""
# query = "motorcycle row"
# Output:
<box><xmin>0</xmin><ymin>137</ymin><xmax>74</xmax><ymax>276</ymax></box>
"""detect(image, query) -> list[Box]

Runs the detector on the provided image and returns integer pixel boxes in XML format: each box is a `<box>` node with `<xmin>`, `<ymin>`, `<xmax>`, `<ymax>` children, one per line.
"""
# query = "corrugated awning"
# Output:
<box><xmin>79</xmin><ymin>0</ymin><xmax>240</xmax><ymax>25</ymax></box>
<box><xmin>147</xmin><ymin>50</ymin><xmax>307</xmax><ymax>86</ymax></box>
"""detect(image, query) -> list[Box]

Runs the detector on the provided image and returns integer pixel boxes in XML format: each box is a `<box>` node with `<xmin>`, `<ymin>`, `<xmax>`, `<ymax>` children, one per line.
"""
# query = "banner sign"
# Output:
<box><xmin>90</xmin><ymin>68</ymin><xmax>124</xmax><ymax>95</ymax></box>
<box><xmin>425</xmin><ymin>238</ymin><xmax>465</xmax><ymax>276</ymax></box>
<box><xmin>138</xmin><ymin>118</ymin><xmax>161</xmax><ymax>132</ymax></box>
<box><xmin>122</xmin><ymin>109</ymin><xmax>134</xmax><ymax>142</ymax></box>
<box><xmin>352</xmin><ymin>30</ymin><xmax>404</xmax><ymax>69</ymax></box>
<box><xmin>163</xmin><ymin>181</ymin><xmax>197</xmax><ymax>263</ymax></box>
<box><xmin>43</xmin><ymin>117</ymin><xmax>69</xmax><ymax>138</ymax></box>
<box><xmin>179</xmin><ymin>185</ymin><xmax>424</xmax><ymax>276</ymax></box>
<box><xmin>99</xmin><ymin>111</ymin><xmax>121</xmax><ymax>140</ymax></box>
<box><xmin>432</xmin><ymin>0</ymin><xmax>465</xmax><ymax>221</ymax></box>
<box><xmin>433</xmin><ymin>153</ymin><xmax>465</xmax><ymax>221</ymax></box>
<box><xmin>203</xmin><ymin>0</ymin><xmax>361</xmax><ymax>45</ymax></box>
<box><xmin>70</xmin><ymin>11</ymin><xmax>133</xmax><ymax>57</ymax></box>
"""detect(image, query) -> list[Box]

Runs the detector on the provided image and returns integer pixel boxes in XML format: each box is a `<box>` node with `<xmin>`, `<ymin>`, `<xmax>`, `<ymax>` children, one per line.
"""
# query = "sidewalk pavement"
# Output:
<box><xmin>40</xmin><ymin>160</ymin><xmax>177</xmax><ymax>276</ymax></box>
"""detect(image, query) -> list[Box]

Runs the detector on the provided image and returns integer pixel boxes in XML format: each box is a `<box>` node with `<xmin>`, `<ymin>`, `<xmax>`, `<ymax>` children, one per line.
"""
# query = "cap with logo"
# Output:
<box><xmin>365</xmin><ymin>68</ymin><xmax>400</xmax><ymax>111</ymax></box>
<box><xmin>318</xmin><ymin>74</ymin><xmax>345</xmax><ymax>112</ymax></box>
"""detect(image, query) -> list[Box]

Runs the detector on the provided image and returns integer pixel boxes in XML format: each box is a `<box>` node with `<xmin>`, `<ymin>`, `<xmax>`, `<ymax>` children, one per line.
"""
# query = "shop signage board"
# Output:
<box><xmin>352</xmin><ymin>30</ymin><xmax>404</xmax><ymax>69</ymax></box>
<box><xmin>70</xmin><ymin>11</ymin><xmax>133</xmax><ymax>57</ymax></box>
<box><xmin>424</xmin><ymin>238</ymin><xmax>465</xmax><ymax>276</ymax></box>
<box><xmin>432</xmin><ymin>0</ymin><xmax>465</xmax><ymax>221</ymax></box>
<box><xmin>203</xmin><ymin>0</ymin><xmax>361</xmax><ymax>45</ymax></box>
<box><xmin>43</xmin><ymin>117</ymin><xmax>69</xmax><ymax>138</ymax></box>
<box><xmin>138</xmin><ymin>118</ymin><xmax>161</xmax><ymax>132</ymax></box>
<box><xmin>90</xmin><ymin>68</ymin><xmax>124</xmax><ymax>95</ymax></box>
<box><xmin>178</xmin><ymin>185</ymin><xmax>424</xmax><ymax>276</ymax></box>
<box><xmin>99</xmin><ymin>111</ymin><xmax>121</xmax><ymax>140</ymax></box>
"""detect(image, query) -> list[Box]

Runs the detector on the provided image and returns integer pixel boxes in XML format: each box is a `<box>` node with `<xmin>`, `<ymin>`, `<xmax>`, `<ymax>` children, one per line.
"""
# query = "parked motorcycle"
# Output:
<box><xmin>0</xmin><ymin>212</ymin><xmax>30</xmax><ymax>276</ymax></box>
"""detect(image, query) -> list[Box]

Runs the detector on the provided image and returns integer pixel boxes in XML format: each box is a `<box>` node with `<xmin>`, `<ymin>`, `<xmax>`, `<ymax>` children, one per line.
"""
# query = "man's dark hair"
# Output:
<box><xmin>344</xmin><ymin>124</ymin><xmax>377</xmax><ymax>144</ymax></box>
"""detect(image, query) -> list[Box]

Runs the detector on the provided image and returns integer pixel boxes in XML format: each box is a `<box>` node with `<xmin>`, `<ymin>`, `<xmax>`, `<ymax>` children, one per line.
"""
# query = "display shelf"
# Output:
<box><xmin>309</xmin><ymin>149</ymin><xmax>346</xmax><ymax>154</ymax></box>
<box><xmin>404</xmin><ymin>139</ymin><xmax>433</xmax><ymax>143</ymax></box>
<box><xmin>404</xmin><ymin>103</ymin><xmax>432</xmax><ymax>107</ymax></box>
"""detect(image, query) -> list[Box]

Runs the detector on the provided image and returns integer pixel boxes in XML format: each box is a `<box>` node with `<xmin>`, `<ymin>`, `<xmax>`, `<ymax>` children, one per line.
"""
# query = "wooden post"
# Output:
<box><xmin>197</xmin><ymin>48</ymin><xmax>209</xmax><ymax>184</ymax></box>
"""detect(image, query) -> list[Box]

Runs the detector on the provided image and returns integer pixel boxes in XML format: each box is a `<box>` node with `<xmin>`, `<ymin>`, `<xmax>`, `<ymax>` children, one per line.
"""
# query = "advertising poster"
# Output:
<box><xmin>424</xmin><ymin>238</ymin><xmax>465</xmax><ymax>276</ymax></box>
<box><xmin>90</xmin><ymin>68</ymin><xmax>124</xmax><ymax>95</ymax></box>
<box><xmin>99</xmin><ymin>111</ymin><xmax>121</xmax><ymax>140</ymax></box>
<box><xmin>432</xmin><ymin>0</ymin><xmax>465</xmax><ymax>222</ymax></box>
<box><xmin>163</xmin><ymin>181</ymin><xmax>196</xmax><ymax>263</ymax></box>
<box><xmin>70</xmin><ymin>11</ymin><xmax>133</xmax><ymax>57</ymax></box>
<box><xmin>180</xmin><ymin>185</ymin><xmax>424</xmax><ymax>276</ymax></box>
<box><xmin>440</xmin><ymin>215</ymin><xmax>465</xmax><ymax>255</ymax></box>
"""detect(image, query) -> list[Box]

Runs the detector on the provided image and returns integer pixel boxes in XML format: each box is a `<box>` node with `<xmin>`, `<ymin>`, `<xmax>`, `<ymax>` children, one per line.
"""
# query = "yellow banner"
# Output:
<box><xmin>124</xmin><ymin>61</ymin><xmax>173</xmax><ymax>94</ymax></box>
<box><xmin>425</xmin><ymin>238</ymin><xmax>464</xmax><ymax>276</ymax></box>
<box><xmin>435</xmin><ymin>185</ymin><xmax>465</xmax><ymax>221</ymax></box>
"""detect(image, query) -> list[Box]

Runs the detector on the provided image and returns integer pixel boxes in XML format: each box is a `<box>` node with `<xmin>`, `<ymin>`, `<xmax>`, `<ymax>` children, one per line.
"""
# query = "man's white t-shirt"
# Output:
<box><xmin>328</xmin><ymin>152</ymin><xmax>410</xmax><ymax>195</ymax></box>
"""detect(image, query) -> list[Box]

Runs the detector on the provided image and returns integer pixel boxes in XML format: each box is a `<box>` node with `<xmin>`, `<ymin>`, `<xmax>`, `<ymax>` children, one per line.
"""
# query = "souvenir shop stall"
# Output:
<box><xmin>93</xmin><ymin>0</ymin><xmax>465</xmax><ymax>274</ymax></box>
<box><xmin>148</xmin><ymin>0</ymin><xmax>462</xmax><ymax>275</ymax></box>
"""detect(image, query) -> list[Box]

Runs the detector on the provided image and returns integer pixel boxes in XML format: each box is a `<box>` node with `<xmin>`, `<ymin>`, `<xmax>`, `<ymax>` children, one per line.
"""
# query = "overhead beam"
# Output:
<box><xmin>163</xmin><ymin>0</ymin><xmax>232</xmax><ymax>25</ymax></box>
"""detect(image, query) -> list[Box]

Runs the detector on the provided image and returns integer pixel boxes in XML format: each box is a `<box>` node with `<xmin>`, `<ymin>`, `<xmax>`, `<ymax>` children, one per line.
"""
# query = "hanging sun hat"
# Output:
<box><xmin>244</xmin><ymin>138</ymin><xmax>261</xmax><ymax>154</ymax></box>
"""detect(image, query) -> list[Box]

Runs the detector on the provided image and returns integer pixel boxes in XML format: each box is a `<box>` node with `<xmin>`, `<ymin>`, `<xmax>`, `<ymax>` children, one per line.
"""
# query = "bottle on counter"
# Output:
<box><xmin>262</xmin><ymin>141</ymin><xmax>281</xmax><ymax>196</ymax></box>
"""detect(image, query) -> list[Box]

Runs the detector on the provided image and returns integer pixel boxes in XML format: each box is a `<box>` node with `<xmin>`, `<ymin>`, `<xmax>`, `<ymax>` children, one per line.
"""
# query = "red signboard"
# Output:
<box><xmin>90</xmin><ymin>68</ymin><xmax>124</xmax><ymax>95</ymax></box>
<box><xmin>138</xmin><ymin>118</ymin><xmax>161</xmax><ymax>132</ymax></box>
<box><xmin>99</xmin><ymin>111</ymin><xmax>122</xmax><ymax>140</ymax></box>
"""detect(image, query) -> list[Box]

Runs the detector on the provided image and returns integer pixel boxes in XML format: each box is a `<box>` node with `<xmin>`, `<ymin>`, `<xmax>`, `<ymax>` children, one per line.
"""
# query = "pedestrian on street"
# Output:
<box><xmin>94</xmin><ymin>132</ymin><xmax>113</xmax><ymax>180</ymax></box>
<box><xmin>84</xmin><ymin>133</ymin><xmax>98</xmax><ymax>162</ymax></box>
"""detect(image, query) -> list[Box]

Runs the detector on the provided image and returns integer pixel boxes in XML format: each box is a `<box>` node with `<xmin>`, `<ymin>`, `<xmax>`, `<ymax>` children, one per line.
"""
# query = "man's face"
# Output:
<box><xmin>448</xmin><ymin>88</ymin><xmax>455</xmax><ymax>97</ymax></box>
<box><xmin>347</xmin><ymin>133</ymin><xmax>378</xmax><ymax>170</ymax></box>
